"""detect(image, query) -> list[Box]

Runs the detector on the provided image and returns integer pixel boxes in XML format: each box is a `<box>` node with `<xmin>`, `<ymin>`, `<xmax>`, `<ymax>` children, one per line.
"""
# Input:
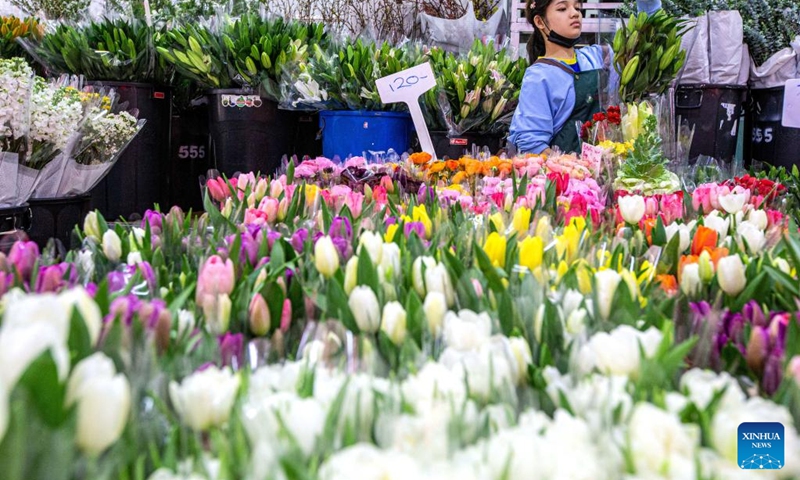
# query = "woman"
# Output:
<box><xmin>508</xmin><ymin>0</ymin><xmax>662</xmax><ymax>155</ymax></box>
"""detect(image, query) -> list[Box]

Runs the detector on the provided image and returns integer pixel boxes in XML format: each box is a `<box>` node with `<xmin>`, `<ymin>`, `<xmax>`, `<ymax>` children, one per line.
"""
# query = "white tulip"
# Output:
<box><xmin>703</xmin><ymin>212</ymin><xmax>731</xmax><ymax>238</ymax></box>
<box><xmin>0</xmin><ymin>323</ymin><xmax>70</xmax><ymax>389</ymax></box>
<box><xmin>747</xmin><ymin>209</ymin><xmax>769</xmax><ymax>231</ymax></box>
<box><xmin>357</xmin><ymin>231</ymin><xmax>383</xmax><ymax>265</ymax></box>
<box><xmin>202</xmin><ymin>294</ymin><xmax>231</xmax><ymax>335</ymax></box>
<box><xmin>664</xmin><ymin>222</ymin><xmax>691</xmax><ymax>253</ymax></box>
<box><xmin>628</xmin><ymin>403</ymin><xmax>699</xmax><ymax>478</ymax></box>
<box><xmin>348</xmin><ymin>286</ymin><xmax>381</xmax><ymax>333</ymax></box>
<box><xmin>593</xmin><ymin>269</ymin><xmax>621</xmax><ymax>320</ymax></box>
<box><xmin>443</xmin><ymin>310</ymin><xmax>492</xmax><ymax>351</ymax></box>
<box><xmin>736</xmin><ymin>221</ymin><xmax>766</xmax><ymax>254</ymax></box>
<box><xmin>618</xmin><ymin>195</ymin><xmax>646</xmax><ymax>224</ymax></box>
<box><xmin>314</xmin><ymin>236</ymin><xmax>340</xmax><ymax>278</ymax></box>
<box><xmin>83</xmin><ymin>211</ymin><xmax>101</xmax><ymax>241</ymax></box>
<box><xmin>127</xmin><ymin>251</ymin><xmax>143</xmax><ymax>265</ymax></box>
<box><xmin>717</xmin><ymin>255</ymin><xmax>747</xmax><ymax>296</ymax></box>
<box><xmin>102</xmin><ymin>230</ymin><xmax>122</xmax><ymax>262</ymax></box>
<box><xmin>679</xmin><ymin>369</ymin><xmax>745</xmax><ymax>412</ymax></box>
<box><xmin>718</xmin><ymin>190</ymin><xmax>748</xmax><ymax>214</ymax></box>
<box><xmin>381</xmin><ymin>301</ymin><xmax>407</xmax><ymax>345</ymax></box>
<box><xmin>177</xmin><ymin>309</ymin><xmax>196</xmax><ymax>338</ymax></box>
<box><xmin>411</xmin><ymin>256</ymin><xmax>437</xmax><ymax>297</ymax></box>
<box><xmin>318</xmin><ymin>444</ymin><xmax>422</xmax><ymax>480</ymax></box>
<box><xmin>680</xmin><ymin>263</ymin><xmax>701</xmax><ymax>296</ymax></box>
<box><xmin>3</xmin><ymin>293</ymin><xmax>70</xmax><ymax>340</ymax></box>
<box><xmin>242</xmin><ymin>391</ymin><xmax>326</xmax><ymax>458</ymax></box>
<box><xmin>774</xmin><ymin>257</ymin><xmax>791</xmax><ymax>275</ymax></box>
<box><xmin>424</xmin><ymin>263</ymin><xmax>456</xmax><ymax>307</ymax></box>
<box><xmin>508</xmin><ymin>337</ymin><xmax>532</xmax><ymax>384</ymax></box>
<box><xmin>577</xmin><ymin>325</ymin><xmax>663</xmax><ymax>379</ymax></box>
<box><xmin>58</xmin><ymin>287</ymin><xmax>102</xmax><ymax>346</ymax></box>
<box><xmin>343</xmin><ymin>256</ymin><xmax>359</xmax><ymax>295</ymax></box>
<box><xmin>422</xmin><ymin>292</ymin><xmax>447</xmax><ymax>337</ymax></box>
<box><xmin>379</xmin><ymin>243</ymin><xmax>401</xmax><ymax>281</ymax></box>
<box><xmin>67</xmin><ymin>353</ymin><xmax>131</xmax><ymax>456</ymax></box>
<box><xmin>169</xmin><ymin>366</ymin><xmax>241</xmax><ymax>431</ymax></box>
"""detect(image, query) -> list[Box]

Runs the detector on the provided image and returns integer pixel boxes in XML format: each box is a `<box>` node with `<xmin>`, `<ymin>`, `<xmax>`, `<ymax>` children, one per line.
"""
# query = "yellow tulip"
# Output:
<box><xmin>556</xmin><ymin>223</ymin><xmax>581</xmax><ymax>264</ymax></box>
<box><xmin>305</xmin><ymin>184</ymin><xmax>319</xmax><ymax>208</ymax></box>
<box><xmin>483</xmin><ymin>232</ymin><xmax>507</xmax><ymax>268</ymax></box>
<box><xmin>518</xmin><ymin>236</ymin><xmax>543</xmax><ymax>271</ymax></box>
<box><xmin>384</xmin><ymin>224</ymin><xmax>399</xmax><ymax>243</ymax></box>
<box><xmin>489</xmin><ymin>212</ymin><xmax>505</xmax><ymax>233</ymax></box>
<box><xmin>512</xmin><ymin>207</ymin><xmax>532</xmax><ymax>236</ymax></box>
<box><xmin>535</xmin><ymin>216</ymin><xmax>553</xmax><ymax>244</ymax></box>
<box><xmin>412</xmin><ymin>205</ymin><xmax>432</xmax><ymax>239</ymax></box>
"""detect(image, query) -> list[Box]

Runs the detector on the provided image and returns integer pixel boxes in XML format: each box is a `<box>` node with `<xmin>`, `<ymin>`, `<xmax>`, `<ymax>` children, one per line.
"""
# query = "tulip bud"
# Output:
<box><xmin>196</xmin><ymin>255</ymin><xmax>235</xmax><ymax>307</ymax></box>
<box><xmin>381</xmin><ymin>301</ymin><xmax>407</xmax><ymax>345</ymax></box>
<box><xmin>425</xmin><ymin>263</ymin><xmax>456</xmax><ymax>308</ymax></box>
<box><xmin>512</xmin><ymin>206</ymin><xmax>532</xmax><ymax>236</ymax></box>
<box><xmin>774</xmin><ymin>258</ymin><xmax>791</xmax><ymax>275</ymax></box>
<box><xmin>618</xmin><ymin>195</ymin><xmax>646</xmax><ymax>225</ymax></box>
<box><xmin>483</xmin><ymin>232</ymin><xmax>507</xmax><ymax>268</ymax></box>
<box><xmin>489</xmin><ymin>212</ymin><xmax>505</xmax><ymax>233</ymax></box>
<box><xmin>357</xmin><ymin>231</ymin><xmax>383</xmax><ymax>264</ymax></box>
<box><xmin>698</xmin><ymin>251</ymin><xmax>714</xmax><ymax>283</ymax></box>
<box><xmin>270</xmin><ymin>179</ymin><xmax>284</xmax><ymax>199</ymax></box>
<box><xmin>508</xmin><ymin>336</ymin><xmax>532</xmax><ymax>384</ymax></box>
<box><xmin>379</xmin><ymin>243</ymin><xmax>401</xmax><ymax>281</ymax></box>
<box><xmin>737</xmin><ymin>221</ymin><xmax>765</xmax><ymax>255</ymax></box>
<box><xmin>412</xmin><ymin>256</ymin><xmax>437</xmax><ymax>297</ymax></box>
<box><xmin>203</xmin><ymin>294</ymin><xmax>231</xmax><ymax>335</ymax></box>
<box><xmin>254</xmin><ymin>178</ymin><xmax>268</xmax><ymax>201</ymax></box>
<box><xmin>314</xmin><ymin>236</ymin><xmax>340</xmax><ymax>279</ymax></box>
<box><xmin>594</xmin><ymin>269</ymin><xmax>621</xmax><ymax>320</ymax></box>
<box><xmin>343</xmin><ymin>256</ymin><xmax>359</xmax><ymax>295</ymax></box>
<box><xmin>535</xmin><ymin>216</ymin><xmax>553</xmax><ymax>244</ymax></box>
<box><xmin>249</xmin><ymin>293</ymin><xmax>271</xmax><ymax>336</ymax></box>
<box><xmin>102</xmin><ymin>230</ymin><xmax>122</xmax><ymax>262</ymax></box>
<box><xmin>518</xmin><ymin>236</ymin><xmax>543</xmax><ymax>272</ymax></box>
<box><xmin>278</xmin><ymin>198</ymin><xmax>289</xmax><ymax>221</ymax></box>
<box><xmin>280</xmin><ymin>298</ymin><xmax>292</xmax><ymax>333</ymax></box>
<box><xmin>717</xmin><ymin>255</ymin><xmax>746</xmax><ymax>296</ymax></box>
<box><xmin>423</xmin><ymin>291</ymin><xmax>447</xmax><ymax>337</ymax></box>
<box><xmin>746</xmin><ymin>327</ymin><xmax>769</xmax><ymax>373</ymax></box>
<box><xmin>83</xmin><ymin>211</ymin><xmax>102</xmax><ymax>241</ymax></box>
<box><xmin>67</xmin><ymin>353</ymin><xmax>131</xmax><ymax>456</ymax></box>
<box><xmin>748</xmin><ymin>209</ymin><xmax>768</xmax><ymax>231</ymax></box>
<box><xmin>348</xmin><ymin>286</ymin><xmax>381</xmax><ymax>333</ymax></box>
<box><xmin>259</xmin><ymin>197</ymin><xmax>279</xmax><ymax>223</ymax></box>
<box><xmin>681</xmin><ymin>263</ymin><xmax>701</xmax><ymax>296</ymax></box>
<box><xmin>8</xmin><ymin>240</ymin><xmax>39</xmax><ymax>281</ymax></box>
<box><xmin>169</xmin><ymin>366</ymin><xmax>240</xmax><ymax>432</ymax></box>
<box><xmin>719</xmin><ymin>189</ymin><xmax>748</xmax><ymax>214</ymax></box>
<box><xmin>221</xmin><ymin>198</ymin><xmax>233</xmax><ymax>218</ymax></box>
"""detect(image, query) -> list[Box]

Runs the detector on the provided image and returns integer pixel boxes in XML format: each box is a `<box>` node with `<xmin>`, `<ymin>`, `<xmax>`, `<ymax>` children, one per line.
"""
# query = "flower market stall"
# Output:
<box><xmin>0</xmin><ymin>0</ymin><xmax>800</xmax><ymax>479</ymax></box>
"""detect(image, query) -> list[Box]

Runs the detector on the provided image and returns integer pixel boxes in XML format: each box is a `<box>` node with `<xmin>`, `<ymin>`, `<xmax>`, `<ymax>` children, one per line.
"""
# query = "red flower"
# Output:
<box><xmin>593</xmin><ymin>112</ymin><xmax>607</xmax><ymax>123</ymax></box>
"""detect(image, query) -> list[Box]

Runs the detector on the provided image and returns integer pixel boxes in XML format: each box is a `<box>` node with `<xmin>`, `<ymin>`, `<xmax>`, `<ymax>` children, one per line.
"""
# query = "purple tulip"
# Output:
<box><xmin>404</xmin><ymin>221</ymin><xmax>426</xmax><ymax>239</ymax></box>
<box><xmin>141</xmin><ymin>209</ymin><xmax>163</xmax><ymax>235</ymax></box>
<box><xmin>219</xmin><ymin>333</ymin><xmax>244</xmax><ymax>370</ymax></box>
<box><xmin>106</xmin><ymin>295</ymin><xmax>141</xmax><ymax>325</ymax></box>
<box><xmin>329</xmin><ymin>216</ymin><xmax>352</xmax><ymax>241</ymax></box>
<box><xmin>0</xmin><ymin>272</ymin><xmax>11</xmax><ymax>297</ymax></box>
<box><xmin>136</xmin><ymin>298</ymin><xmax>167</xmax><ymax>329</ymax></box>
<box><xmin>417</xmin><ymin>184</ymin><xmax>430</xmax><ymax>204</ymax></box>
<box><xmin>35</xmin><ymin>264</ymin><xmax>66</xmax><ymax>293</ymax></box>
<box><xmin>291</xmin><ymin>228</ymin><xmax>308</xmax><ymax>253</ymax></box>
<box><xmin>746</xmin><ymin>326</ymin><xmax>769</xmax><ymax>373</ymax></box>
<box><xmin>107</xmin><ymin>271</ymin><xmax>127</xmax><ymax>292</ymax></box>
<box><xmin>267</xmin><ymin>231</ymin><xmax>282</xmax><ymax>251</ymax></box>
<box><xmin>762</xmin><ymin>350</ymin><xmax>784</xmax><ymax>395</ymax></box>
<box><xmin>8</xmin><ymin>241</ymin><xmax>39</xmax><ymax>281</ymax></box>
<box><xmin>331</xmin><ymin>236</ymin><xmax>352</xmax><ymax>260</ymax></box>
<box><xmin>742</xmin><ymin>301</ymin><xmax>766</xmax><ymax>328</ymax></box>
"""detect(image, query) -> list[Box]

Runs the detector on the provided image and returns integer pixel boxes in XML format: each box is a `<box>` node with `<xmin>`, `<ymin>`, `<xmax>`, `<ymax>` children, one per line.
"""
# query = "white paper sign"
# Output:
<box><xmin>376</xmin><ymin>63</ymin><xmax>438</xmax><ymax>159</ymax></box>
<box><xmin>581</xmin><ymin>142</ymin><xmax>605</xmax><ymax>174</ymax></box>
<box><xmin>783</xmin><ymin>79</ymin><xmax>800</xmax><ymax>129</ymax></box>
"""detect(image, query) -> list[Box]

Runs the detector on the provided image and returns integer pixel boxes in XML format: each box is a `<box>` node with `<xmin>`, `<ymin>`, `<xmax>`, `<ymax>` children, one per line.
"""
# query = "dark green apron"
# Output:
<box><xmin>535</xmin><ymin>58</ymin><xmax>602</xmax><ymax>154</ymax></box>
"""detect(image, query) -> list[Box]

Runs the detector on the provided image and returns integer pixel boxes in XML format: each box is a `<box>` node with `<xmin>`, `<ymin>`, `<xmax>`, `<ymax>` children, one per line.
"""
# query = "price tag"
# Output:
<box><xmin>376</xmin><ymin>63</ymin><xmax>437</xmax><ymax>159</ymax></box>
<box><xmin>782</xmin><ymin>79</ymin><xmax>800</xmax><ymax>129</ymax></box>
<box><xmin>581</xmin><ymin>142</ymin><xmax>605</xmax><ymax>174</ymax></box>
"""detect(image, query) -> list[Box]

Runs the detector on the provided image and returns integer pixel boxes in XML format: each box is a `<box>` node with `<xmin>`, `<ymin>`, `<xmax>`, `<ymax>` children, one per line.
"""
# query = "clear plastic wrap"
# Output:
<box><xmin>0</xmin><ymin>57</ymin><xmax>34</xmax><ymax>207</ymax></box>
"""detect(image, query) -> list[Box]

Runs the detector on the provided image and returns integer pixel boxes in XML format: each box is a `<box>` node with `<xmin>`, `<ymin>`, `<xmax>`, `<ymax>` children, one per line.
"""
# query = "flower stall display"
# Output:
<box><xmin>0</xmin><ymin>57</ymin><xmax>38</xmax><ymax>207</ymax></box>
<box><xmin>0</xmin><ymin>16</ymin><xmax>43</xmax><ymax>60</ymax></box>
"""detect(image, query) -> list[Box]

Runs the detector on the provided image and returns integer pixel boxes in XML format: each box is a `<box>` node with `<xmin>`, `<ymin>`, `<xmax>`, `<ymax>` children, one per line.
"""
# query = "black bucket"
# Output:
<box><xmin>207</xmin><ymin>89</ymin><xmax>292</xmax><ymax>177</ymax></box>
<box><xmin>675</xmin><ymin>84</ymin><xmax>747</xmax><ymax>164</ymax></box>
<box><xmin>287</xmin><ymin>111</ymin><xmax>322</xmax><ymax>159</ymax></box>
<box><xmin>430</xmin><ymin>131</ymin><xmax>505</xmax><ymax>159</ymax></box>
<box><xmin>27</xmin><ymin>195</ymin><xmax>91</xmax><ymax>249</ymax></box>
<box><xmin>89</xmin><ymin>82</ymin><xmax>172</xmax><ymax>221</ymax></box>
<box><xmin>745</xmin><ymin>87</ymin><xmax>800</xmax><ymax>169</ymax></box>
<box><xmin>170</xmin><ymin>104</ymin><xmax>211</xmax><ymax>212</ymax></box>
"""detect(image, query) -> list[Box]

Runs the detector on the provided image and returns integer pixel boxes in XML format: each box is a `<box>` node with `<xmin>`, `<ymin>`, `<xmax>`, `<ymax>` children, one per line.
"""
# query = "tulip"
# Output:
<box><xmin>691</xmin><ymin>225</ymin><xmax>719</xmax><ymax>256</ymax></box>
<box><xmin>221</xmin><ymin>198</ymin><xmax>233</xmax><ymax>218</ymax></box>
<box><xmin>141</xmin><ymin>209</ymin><xmax>162</xmax><ymax>235</ymax></box>
<box><xmin>411</xmin><ymin>205</ymin><xmax>432</xmax><ymax>239</ymax></box>
<box><xmin>379</xmin><ymin>243</ymin><xmax>401</xmax><ymax>281</ymax></box>
<box><xmin>169</xmin><ymin>366</ymin><xmax>240</xmax><ymax>431</ymax></box>
<box><xmin>102</xmin><ymin>230</ymin><xmax>122</xmax><ymax>263</ymax></box>
<box><xmin>518</xmin><ymin>236</ymin><xmax>543</xmax><ymax>272</ymax></box>
<box><xmin>35</xmin><ymin>264</ymin><xmax>65</xmax><ymax>293</ymax></box>
<box><xmin>512</xmin><ymin>206</ymin><xmax>531</xmax><ymax>236</ymax></box>
<box><xmin>664</xmin><ymin>222</ymin><xmax>691</xmax><ymax>253</ymax></box>
<box><xmin>358</xmin><ymin>231</ymin><xmax>383</xmax><ymax>264</ymax></box>
<box><xmin>8</xmin><ymin>240</ymin><xmax>39</xmax><ymax>280</ymax></box>
<box><xmin>249</xmin><ymin>293</ymin><xmax>271</xmax><ymax>336</ymax></box>
<box><xmin>381</xmin><ymin>301</ymin><xmax>407</xmax><ymax>345</ymax></box>
<box><xmin>594</xmin><ymin>269</ymin><xmax>621</xmax><ymax>320</ymax></box>
<box><xmin>483</xmin><ymin>232</ymin><xmax>507</xmax><ymax>268</ymax></box>
<box><xmin>737</xmin><ymin>221</ymin><xmax>765</xmax><ymax>255</ymax></box>
<box><xmin>67</xmin><ymin>353</ymin><xmax>131</xmax><ymax>456</ymax></box>
<box><xmin>718</xmin><ymin>188</ymin><xmax>749</xmax><ymax>214</ymax></box>
<box><xmin>219</xmin><ymin>333</ymin><xmax>244</xmax><ymax>369</ymax></box>
<box><xmin>83</xmin><ymin>211</ymin><xmax>102</xmax><ymax>241</ymax></box>
<box><xmin>618</xmin><ymin>195</ymin><xmax>646</xmax><ymax>225</ymax></box>
<box><xmin>343</xmin><ymin>256</ymin><xmax>359</xmax><ymax>295</ymax></box>
<box><xmin>702</xmin><ymin>213</ymin><xmax>730</xmax><ymax>239</ymax></box>
<box><xmin>404</xmin><ymin>222</ymin><xmax>426</xmax><ymax>239</ymax></box>
<box><xmin>746</xmin><ymin>326</ymin><xmax>769</xmax><ymax>373</ymax></box>
<box><xmin>508</xmin><ymin>337</ymin><xmax>532</xmax><ymax>384</ymax></box>
<box><xmin>280</xmin><ymin>298</ymin><xmax>292</xmax><ymax>333</ymax></box>
<box><xmin>680</xmin><ymin>263</ymin><xmax>701</xmax><ymax>296</ymax></box>
<box><xmin>423</xmin><ymin>292</ymin><xmax>447</xmax><ymax>337</ymax></box>
<box><xmin>348</xmin><ymin>286</ymin><xmax>381</xmax><ymax>333</ymax></box>
<box><xmin>412</xmin><ymin>256</ymin><xmax>437</xmax><ymax>297</ymax></box>
<box><xmin>196</xmin><ymin>255</ymin><xmax>235</xmax><ymax>307</ymax></box>
<box><xmin>344</xmin><ymin>192</ymin><xmax>364</xmax><ymax>218</ymax></box>
<box><xmin>698</xmin><ymin>251</ymin><xmax>714</xmax><ymax>283</ymax></box>
<box><xmin>424</xmin><ymin>263</ymin><xmax>456</xmax><ymax>308</ymax></box>
<box><xmin>787</xmin><ymin>356</ymin><xmax>800</xmax><ymax>385</ymax></box>
<box><xmin>489</xmin><ymin>212</ymin><xmax>505</xmax><ymax>233</ymax></box>
<box><xmin>535</xmin><ymin>216</ymin><xmax>553</xmax><ymax>244</ymax></box>
<box><xmin>717</xmin><ymin>255</ymin><xmax>746</xmax><ymax>296</ymax></box>
<box><xmin>203</xmin><ymin>294</ymin><xmax>231</xmax><ymax>335</ymax></box>
<box><xmin>748</xmin><ymin>209</ymin><xmax>768</xmax><ymax>231</ymax></box>
<box><xmin>259</xmin><ymin>197</ymin><xmax>279</xmax><ymax>223</ymax></box>
<box><xmin>269</xmin><ymin>179</ymin><xmax>283</xmax><ymax>198</ymax></box>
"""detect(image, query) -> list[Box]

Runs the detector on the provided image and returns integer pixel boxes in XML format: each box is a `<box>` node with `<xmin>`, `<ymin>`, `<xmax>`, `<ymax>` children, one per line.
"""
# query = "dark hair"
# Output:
<box><xmin>525</xmin><ymin>0</ymin><xmax>553</xmax><ymax>60</ymax></box>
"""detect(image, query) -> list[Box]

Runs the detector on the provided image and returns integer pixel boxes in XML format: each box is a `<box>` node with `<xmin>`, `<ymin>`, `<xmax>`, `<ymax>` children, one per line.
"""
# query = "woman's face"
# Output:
<box><xmin>540</xmin><ymin>0</ymin><xmax>583</xmax><ymax>38</ymax></box>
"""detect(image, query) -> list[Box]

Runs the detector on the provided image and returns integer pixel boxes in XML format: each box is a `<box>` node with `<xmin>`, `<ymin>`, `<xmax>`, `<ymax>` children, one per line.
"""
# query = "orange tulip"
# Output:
<box><xmin>643</xmin><ymin>218</ymin><xmax>657</xmax><ymax>245</ymax></box>
<box><xmin>657</xmin><ymin>274</ymin><xmax>678</xmax><ymax>296</ymax></box>
<box><xmin>691</xmin><ymin>226</ymin><xmax>718</xmax><ymax>256</ymax></box>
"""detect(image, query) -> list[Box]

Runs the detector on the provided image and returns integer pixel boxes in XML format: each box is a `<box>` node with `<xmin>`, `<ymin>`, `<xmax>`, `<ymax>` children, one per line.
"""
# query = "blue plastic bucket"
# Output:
<box><xmin>319</xmin><ymin>110</ymin><xmax>413</xmax><ymax>159</ymax></box>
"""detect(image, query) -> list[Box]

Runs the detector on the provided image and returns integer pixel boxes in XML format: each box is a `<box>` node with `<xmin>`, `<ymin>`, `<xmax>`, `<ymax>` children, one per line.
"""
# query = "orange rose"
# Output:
<box><xmin>446</xmin><ymin>159</ymin><xmax>460</xmax><ymax>171</ymax></box>
<box><xmin>410</xmin><ymin>152</ymin><xmax>432</xmax><ymax>165</ymax></box>
<box><xmin>428</xmin><ymin>162</ymin><xmax>446</xmax><ymax>174</ymax></box>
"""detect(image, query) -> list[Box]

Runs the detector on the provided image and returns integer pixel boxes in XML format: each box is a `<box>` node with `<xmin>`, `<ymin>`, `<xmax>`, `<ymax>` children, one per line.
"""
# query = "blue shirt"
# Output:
<box><xmin>508</xmin><ymin>0</ymin><xmax>663</xmax><ymax>154</ymax></box>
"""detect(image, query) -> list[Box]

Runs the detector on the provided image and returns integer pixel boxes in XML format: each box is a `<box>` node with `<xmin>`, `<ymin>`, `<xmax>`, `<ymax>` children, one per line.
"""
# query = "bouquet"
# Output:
<box><xmin>0</xmin><ymin>15</ymin><xmax>43</xmax><ymax>59</ymax></box>
<box><xmin>614</xmin><ymin>115</ymin><xmax>680</xmax><ymax>195</ymax></box>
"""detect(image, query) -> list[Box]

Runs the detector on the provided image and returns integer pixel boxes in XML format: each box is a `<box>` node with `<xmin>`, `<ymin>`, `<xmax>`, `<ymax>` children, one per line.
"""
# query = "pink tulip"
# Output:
<box><xmin>248</xmin><ymin>293</ymin><xmax>270</xmax><ymax>336</ymax></box>
<box><xmin>344</xmin><ymin>192</ymin><xmax>364</xmax><ymax>218</ymax></box>
<box><xmin>8</xmin><ymin>240</ymin><xmax>39</xmax><ymax>281</ymax></box>
<box><xmin>244</xmin><ymin>208</ymin><xmax>269</xmax><ymax>226</ymax></box>
<box><xmin>196</xmin><ymin>256</ymin><xmax>235</xmax><ymax>307</ymax></box>
<box><xmin>259</xmin><ymin>197</ymin><xmax>279</xmax><ymax>223</ymax></box>
<box><xmin>280</xmin><ymin>298</ymin><xmax>292</xmax><ymax>333</ymax></box>
<box><xmin>380</xmin><ymin>175</ymin><xmax>394</xmax><ymax>193</ymax></box>
<box><xmin>270</xmin><ymin>179</ymin><xmax>284</xmax><ymax>198</ymax></box>
<box><xmin>35</xmin><ymin>264</ymin><xmax>66</xmax><ymax>293</ymax></box>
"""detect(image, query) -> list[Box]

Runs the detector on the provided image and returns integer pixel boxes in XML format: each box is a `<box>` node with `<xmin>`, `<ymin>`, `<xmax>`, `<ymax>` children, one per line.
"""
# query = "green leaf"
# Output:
<box><xmin>357</xmin><ymin>249</ymin><xmax>380</xmax><ymax>296</ymax></box>
<box><xmin>327</xmin><ymin>279</ymin><xmax>359</xmax><ymax>333</ymax></box>
<box><xmin>67</xmin><ymin>308</ymin><xmax>92</xmax><ymax>366</ymax></box>
<box><xmin>498</xmin><ymin>292</ymin><xmax>514</xmax><ymax>336</ymax></box>
<box><xmin>405</xmin><ymin>290</ymin><xmax>424</xmax><ymax>347</ymax></box>
<box><xmin>652</xmin><ymin>215</ymin><xmax>667</xmax><ymax>246</ymax></box>
<box><xmin>474</xmin><ymin>242</ymin><xmax>504</xmax><ymax>293</ymax></box>
<box><xmin>16</xmin><ymin>351</ymin><xmax>68</xmax><ymax>428</ymax></box>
